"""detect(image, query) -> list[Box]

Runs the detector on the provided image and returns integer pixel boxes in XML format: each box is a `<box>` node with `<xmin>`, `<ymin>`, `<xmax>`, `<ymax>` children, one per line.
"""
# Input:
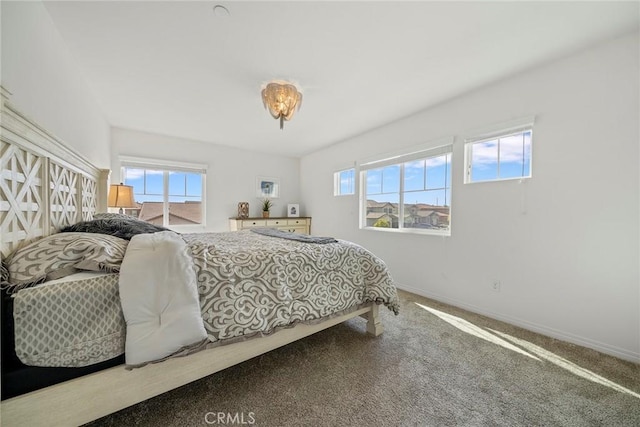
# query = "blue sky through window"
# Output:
<box><xmin>124</xmin><ymin>168</ymin><xmax>202</xmax><ymax>203</ymax></box>
<box><xmin>470</xmin><ymin>131</ymin><xmax>531</xmax><ymax>182</ymax></box>
<box><xmin>366</xmin><ymin>154</ymin><xmax>451</xmax><ymax>207</ymax></box>
<box><xmin>338</xmin><ymin>169</ymin><xmax>355</xmax><ymax>195</ymax></box>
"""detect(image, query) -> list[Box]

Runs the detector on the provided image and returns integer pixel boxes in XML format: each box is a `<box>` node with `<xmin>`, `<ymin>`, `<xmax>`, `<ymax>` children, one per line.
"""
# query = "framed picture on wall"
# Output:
<box><xmin>287</xmin><ymin>204</ymin><xmax>300</xmax><ymax>217</ymax></box>
<box><xmin>256</xmin><ymin>176</ymin><xmax>280</xmax><ymax>198</ymax></box>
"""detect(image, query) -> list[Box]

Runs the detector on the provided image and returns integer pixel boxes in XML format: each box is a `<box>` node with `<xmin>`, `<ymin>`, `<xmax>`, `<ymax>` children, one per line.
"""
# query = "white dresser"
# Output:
<box><xmin>229</xmin><ymin>217</ymin><xmax>311</xmax><ymax>235</ymax></box>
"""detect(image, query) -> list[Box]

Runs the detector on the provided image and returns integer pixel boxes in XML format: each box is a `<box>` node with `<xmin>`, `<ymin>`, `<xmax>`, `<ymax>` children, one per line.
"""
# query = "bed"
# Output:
<box><xmin>0</xmin><ymin>88</ymin><xmax>399</xmax><ymax>426</ymax></box>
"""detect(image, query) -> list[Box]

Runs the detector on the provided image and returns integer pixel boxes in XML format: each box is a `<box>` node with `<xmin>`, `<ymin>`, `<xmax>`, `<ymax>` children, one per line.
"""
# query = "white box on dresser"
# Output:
<box><xmin>229</xmin><ymin>217</ymin><xmax>311</xmax><ymax>234</ymax></box>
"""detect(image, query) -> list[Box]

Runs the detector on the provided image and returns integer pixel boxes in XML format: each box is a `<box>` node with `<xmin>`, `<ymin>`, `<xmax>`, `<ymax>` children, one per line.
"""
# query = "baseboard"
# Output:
<box><xmin>397</xmin><ymin>284</ymin><xmax>640</xmax><ymax>364</ymax></box>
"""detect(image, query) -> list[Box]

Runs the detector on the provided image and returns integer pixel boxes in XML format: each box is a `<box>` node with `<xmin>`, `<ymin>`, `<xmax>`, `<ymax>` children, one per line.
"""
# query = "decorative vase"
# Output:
<box><xmin>262</xmin><ymin>211</ymin><xmax>269</xmax><ymax>218</ymax></box>
<box><xmin>237</xmin><ymin>202</ymin><xmax>249</xmax><ymax>219</ymax></box>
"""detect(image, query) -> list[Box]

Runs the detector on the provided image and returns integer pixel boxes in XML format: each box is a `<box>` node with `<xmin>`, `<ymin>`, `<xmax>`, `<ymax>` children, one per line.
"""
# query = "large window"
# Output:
<box><xmin>120</xmin><ymin>157</ymin><xmax>206</xmax><ymax>228</ymax></box>
<box><xmin>334</xmin><ymin>168</ymin><xmax>355</xmax><ymax>196</ymax></box>
<box><xmin>361</xmin><ymin>143</ymin><xmax>452</xmax><ymax>235</ymax></box>
<box><xmin>465</xmin><ymin>121</ymin><xmax>533</xmax><ymax>183</ymax></box>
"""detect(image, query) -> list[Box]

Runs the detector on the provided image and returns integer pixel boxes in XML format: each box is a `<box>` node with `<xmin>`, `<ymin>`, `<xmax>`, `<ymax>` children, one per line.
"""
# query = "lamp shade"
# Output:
<box><xmin>108</xmin><ymin>183</ymin><xmax>137</xmax><ymax>209</ymax></box>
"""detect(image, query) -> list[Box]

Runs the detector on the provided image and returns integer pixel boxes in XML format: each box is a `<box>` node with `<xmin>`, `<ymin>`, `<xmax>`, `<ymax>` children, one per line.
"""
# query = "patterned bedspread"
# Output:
<box><xmin>11</xmin><ymin>230</ymin><xmax>399</xmax><ymax>367</ymax></box>
<box><xmin>183</xmin><ymin>231</ymin><xmax>399</xmax><ymax>344</ymax></box>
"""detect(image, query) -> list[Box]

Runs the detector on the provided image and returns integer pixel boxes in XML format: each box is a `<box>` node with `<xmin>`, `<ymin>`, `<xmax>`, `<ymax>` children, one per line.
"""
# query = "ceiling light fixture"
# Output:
<box><xmin>261</xmin><ymin>81</ymin><xmax>303</xmax><ymax>130</ymax></box>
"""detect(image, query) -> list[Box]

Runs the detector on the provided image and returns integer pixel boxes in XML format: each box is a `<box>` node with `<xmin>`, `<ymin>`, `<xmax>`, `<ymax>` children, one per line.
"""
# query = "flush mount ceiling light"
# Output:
<box><xmin>261</xmin><ymin>81</ymin><xmax>303</xmax><ymax>130</ymax></box>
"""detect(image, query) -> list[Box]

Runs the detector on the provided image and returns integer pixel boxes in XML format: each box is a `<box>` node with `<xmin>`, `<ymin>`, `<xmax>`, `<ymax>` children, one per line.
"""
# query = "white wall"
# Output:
<box><xmin>111</xmin><ymin>128</ymin><xmax>301</xmax><ymax>232</ymax></box>
<box><xmin>1</xmin><ymin>1</ymin><xmax>110</xmax><ymax>168</ymax></box>
<box><xmin>301</xmin><ymin>32</ymin><xmax>640</xmax><ymax>362</ymax></box>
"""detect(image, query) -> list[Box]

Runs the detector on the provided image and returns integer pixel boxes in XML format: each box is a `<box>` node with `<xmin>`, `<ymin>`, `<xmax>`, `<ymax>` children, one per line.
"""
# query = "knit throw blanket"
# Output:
<box><xmin>250</xmin><ymin>227</ymin><xmax>337</xmax><ymax>244</ymax></box>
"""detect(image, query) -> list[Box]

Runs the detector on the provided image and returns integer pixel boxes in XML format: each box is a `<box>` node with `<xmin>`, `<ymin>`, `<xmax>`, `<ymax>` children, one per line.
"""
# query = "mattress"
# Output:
<box><xmin>12</xmin><ymin>271</ymin><xmax>125</xmax><ymax>367</ymax></box>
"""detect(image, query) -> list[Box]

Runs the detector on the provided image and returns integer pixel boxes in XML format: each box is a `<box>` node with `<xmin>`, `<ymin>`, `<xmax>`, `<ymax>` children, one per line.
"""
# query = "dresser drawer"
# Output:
<box><xmin>285</xmin><ymin>227</ymin><xmax>307</xmax><ymax>234</ymax></box>
<box><xmin>242</xmin><ymin>220</ymin><xmax>266</xmax><ymax>227</ymax></box>
<box><xmin>230</xmin><ymin>217</ymin><xmax>310</xmax><ymax>234</ymax></box>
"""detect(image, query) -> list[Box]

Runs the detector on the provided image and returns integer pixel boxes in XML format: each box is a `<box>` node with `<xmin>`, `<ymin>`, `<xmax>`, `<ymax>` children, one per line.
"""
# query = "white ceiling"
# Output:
<box><xmin>43</xmin><ymin>1</ymin><xmax>639</xmax><ymax>157</ymax></box>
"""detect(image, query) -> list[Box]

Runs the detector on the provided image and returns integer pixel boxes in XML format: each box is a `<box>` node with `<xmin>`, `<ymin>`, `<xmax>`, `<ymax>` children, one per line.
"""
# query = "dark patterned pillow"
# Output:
<box><xmin>1</xmin><ymin>259</ymin><xmax>10</xmax><ymax>287</ymax></box>
<box><xmin>61</xmin><ymin>217</ymin><xmax>169</xmax><ymax>240</ymax></box>
<box><xmin>93</xmin><ymin>212</ymin><xmax>135</xmax><ymax>221</ymax></box>
<box><xmin>5</xmin><ymin>232</ymin><xmax>128</xmax><ymax>293</ymax></box>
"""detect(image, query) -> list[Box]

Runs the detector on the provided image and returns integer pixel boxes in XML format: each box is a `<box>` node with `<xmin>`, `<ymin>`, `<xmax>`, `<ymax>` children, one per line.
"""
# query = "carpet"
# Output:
<box><xmin>86</xmin><ymin>290</ymin><xmax>640</xmax><ymax>426</ymax></box>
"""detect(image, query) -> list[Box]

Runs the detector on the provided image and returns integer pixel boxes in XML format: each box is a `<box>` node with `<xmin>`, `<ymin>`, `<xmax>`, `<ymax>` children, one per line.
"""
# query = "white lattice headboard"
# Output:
<box><xmin>0</xmin><ymin>87</ymin><xmax>109</xmax><ymax>258</ymax></box>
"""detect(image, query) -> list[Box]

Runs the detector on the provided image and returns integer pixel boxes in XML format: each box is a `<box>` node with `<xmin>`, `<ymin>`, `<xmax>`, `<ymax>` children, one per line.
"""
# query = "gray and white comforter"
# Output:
<box><xmin>12</xmin><ymin>230</ymin><xmax>399</xmax><ymax>367</ymax></box>
<box><xmin>183</xmin><ymin>231</ymin><xmax>400</xmax><ymax>344</ymax></box>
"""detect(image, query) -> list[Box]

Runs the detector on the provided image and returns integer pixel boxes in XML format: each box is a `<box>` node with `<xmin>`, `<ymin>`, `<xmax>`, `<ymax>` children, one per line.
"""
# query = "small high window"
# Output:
<box><xmin>334</xmin><ymin>168</ymin><xmax>355</xmax><ymax>196</ymax></box>
<box><xmin>465</xmin><ymin>122</ymin><xmax>533</xmax><ymax>183</ymax></box>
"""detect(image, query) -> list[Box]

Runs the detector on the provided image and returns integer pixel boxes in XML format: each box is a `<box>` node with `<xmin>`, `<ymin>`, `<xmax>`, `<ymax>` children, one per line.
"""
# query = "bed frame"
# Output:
<box><xmin>0</xmin><ymin>88</ymin><xmax>384</xmax><ymax>426</ymax></box>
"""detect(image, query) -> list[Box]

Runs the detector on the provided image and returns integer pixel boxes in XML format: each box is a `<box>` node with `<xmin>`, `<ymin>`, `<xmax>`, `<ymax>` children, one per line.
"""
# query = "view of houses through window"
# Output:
<box><xmin>363</xmin><ymin>147</ymin><xmax>452</xmax><ymax>234</ymax></box>
<box><xmin>122</xmin><ymin>167</ymin><xmax>204</xmax><ymax>226</ymax></box>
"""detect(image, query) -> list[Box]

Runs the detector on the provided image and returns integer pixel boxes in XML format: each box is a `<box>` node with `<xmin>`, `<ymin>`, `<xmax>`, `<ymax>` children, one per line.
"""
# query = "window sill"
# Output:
<box><xmin>464</xmin><ymin>176</ymin><xmax>531</xmax><ymax>185</ymax></box>
<box><xmin>361</xmin><ymin>226</ymin><xmax>450</xmax><ymax>237</ymax></box>
<box><xmin>166</xmin><ymin>224</ymin><xmax>207</xmax><ymax>234</ymax></box>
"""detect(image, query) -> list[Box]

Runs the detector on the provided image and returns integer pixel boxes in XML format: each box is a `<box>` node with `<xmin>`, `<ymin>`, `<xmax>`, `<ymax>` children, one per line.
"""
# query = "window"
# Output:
<box><xmin>334</xmin><ymin>168</ymin><xmax>355</xmax><ymax>196</ymax></box>
<box><xmin>120</xmin><ymin>157</ymin><xmax>206</xmax><ymax>228</ymax></box>
<box><xmin>465</xmin><ymin>122</ymin><xmax>533</xmax><ymax>183</ymax></box>
<box><xmin>361</xmin><ymin>143</ymin><xmax>452</xmax><ymax>235</ymax></box>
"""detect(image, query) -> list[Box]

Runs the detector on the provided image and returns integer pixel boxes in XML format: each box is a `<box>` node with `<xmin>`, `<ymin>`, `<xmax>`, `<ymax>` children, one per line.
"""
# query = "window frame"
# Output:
<box><xmin>119</xmin><ymin>156</ymin><xmax>207</xmax><ymax>231</ymax></box>
<box><xmin>359</xmin><ymin>140</ymin><xmax>453</xmax><ymax>236</ymax></box>
<box><xmin>463</xmin><ymin>117</ymin><xmax>534</xmax><ymax>184</ymax></box>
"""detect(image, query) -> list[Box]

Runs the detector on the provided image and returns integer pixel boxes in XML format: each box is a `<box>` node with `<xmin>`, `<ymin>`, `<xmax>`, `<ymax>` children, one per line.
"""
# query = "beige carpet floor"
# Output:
<box><xmin>87</xmin><ymin>290</ymin><xmax>640</xmax><ymax>426</ymax></box>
